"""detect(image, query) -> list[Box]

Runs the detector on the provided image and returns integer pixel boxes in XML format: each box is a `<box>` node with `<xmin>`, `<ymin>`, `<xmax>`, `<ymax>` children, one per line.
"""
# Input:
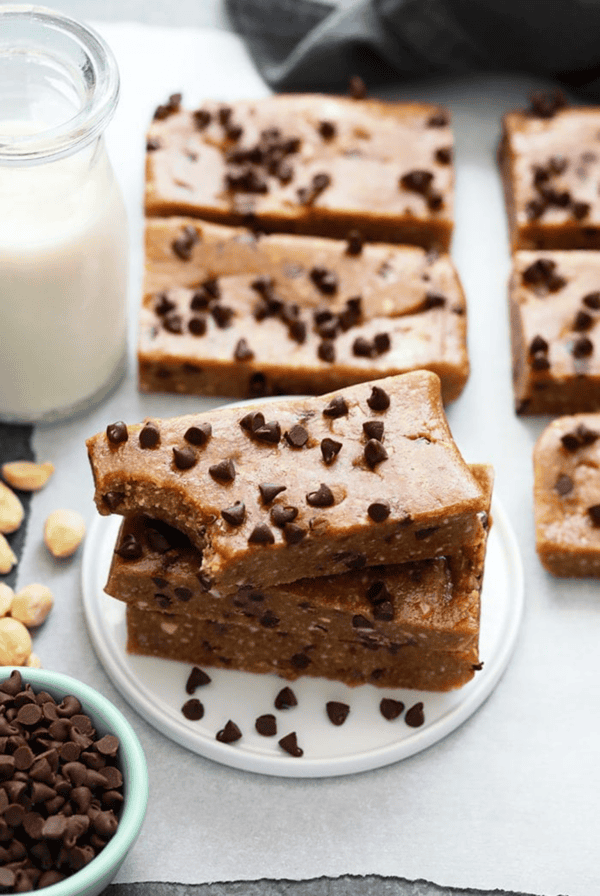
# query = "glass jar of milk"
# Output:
<box><xmin>0</xmin><ymin>5</ymin><xmax>128</xmax><ymax>423</ymax></box>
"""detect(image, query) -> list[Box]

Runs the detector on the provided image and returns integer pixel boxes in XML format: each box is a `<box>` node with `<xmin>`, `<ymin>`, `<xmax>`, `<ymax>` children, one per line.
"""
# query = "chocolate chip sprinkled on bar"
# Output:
<box><xmin>255</xmin><ymin>714</ymin><xmax>277</xmax><ymax>736</ymax></box>
<box><xmin>240</xmin><ymin>410</ymin><xmax>265</xmax><ymax>433</ymax></box>
<box><xmin>380</xmin><ymin>697</ymin><xmax>404</xmax><ymax>720</ymax></box>
<box><xmin>427</xmin><ymin>109</ymin><xmax>449</xmax><ymax>127</ymax></box>
<box><xmin>367</xmin><ymin>385</ymin><xmax>390</xmax><ymax>411</ymax></box>
<box><xmin>106</xmin><ymin>422</ymin><xmax>128</xmax><ymax>445</ymax></box>
<box><xmin>306</xmin><ymin>483</ymin><xmax>335</xmax><ymax>507</ymax></box>
<box><xmin>528</xmin><ymin>89</ymin><xmax>568</xmax><ymax>119</ymax></box>
<box><xmin>320</xmin><ymin>437</ymin><xmax>342</xmax><ymax>465</ymax></box>
<box><xmin>259</xmin><ymin>483</ymin><xmax>286</xmax><ymax>505</ymax></box>
<box><xmin>234</xmin><ymin>338</ymin><xmax>254</xmax><ymax>361</ymax></box>
<box><xmin>275</xmin><ymin>686</ymin><xmax>297</xmax><ymax>710</ymax></box>
<box><xmin>318</xmin><ymin>340</ymin><xmax>336</xmax><ymax>363</ymax></box>
<box><xmin>405</xmin><ymin>701</ymin><xmax>425</xmax><ymax>727</ymax></box>
<box><xmin>139</xmin><ymin>422</ymin><xmax>160</xmax><ymax>449</ymax></box>
<box><xmin>560</xmin><ymin>423</ymin><xmax>598</xmax><ymax>451</ymax></box>
<box><xmin>253</xmin><ymin>420</ymin><xmax>282</xmax><ymax>444</ymax></box>
<box><xmin>184</xmin><ymin>423</ymin><xmax>212</xmax><ymax>446</ymax></box>
<box><xmin>345</xmin><ymin>229</ymin><xmax>363</xmax><ymax>255</ymax></box>
<box><xmin>573</xmin><ymin>310</ymin><xmax>594</xmax><ymax>332</ymax></box>
<box><xmin>181</xmin><ymin>699</ymin><xmax>204</xmax><ymax>721</ymax></box>
<box><xmin>554</xmin><ymin>473</ymin><xmax>574</xmax><ymax>496</ymax></box>
<box><xmin>572</xmin><ymin>335</ymin><xmax>594</xmax><ymax>358</ymax></box>
<box><xmin>278</xmin><ymin>731</ymin><xmax>303</xmax><ymax>757</ymax></box>
<box><xmin>322</xmin><ymin>396</ymin><xmax>348</xmax><ymax>418</ymax></box>
<box><xmin>271</xmin><ymin>505</ymin><xmax>298</xmax><ymax>528</ymax></box>
<box><xmin>310</xmin><ymin>266</ymin><xmax>338</xmax><ymax>295</ymax></box>
<box><xmin>364</xmin><ymin>439</ymin><xmax>388</xmax><ymax>468</ymax></box>
<box><xmin>172</xmin><ymin>224</ymin><xmax>199</xmax><ymax>261</ymax></box>
<box><xmin>248</xmin><ymin>524</ymin><xmax>275</xmax><ymax>545</ymax></box>
<box><xmin>522</xmin><ymin>258</ymin><xmax>566</xmax><ymax>292</ymax></box>
<box><xmin>285</xmin><ymin>424</ymin><xmax>309</xmax><ymax>448</ymax></box>
<box><xmin>326</xmin><ymin>701</ymin><xmax>350</xmax><ymax>726</ymax></box>
<box><xmin>283</xmin><ymin>522</ymin><xmax>306</xmax><ymax>544</ymax></box>
<box><xmin>216</xmin><ymin>720</ymin><xmax>242</xmax><ymax>743</ymax></box>
<box><xmin>583</xmin><ymin>291</ymin><xmax>600</xmax><ymax>309</ymax></box>
<box><xmin>186</xmin><ymin>667</ymin><xmax>211</xmax><ymax>695</ymax></box>
<box><xmin>348</xmin><ymin>74</ymin><xmax>367</xmax><ymax>99</ymax></box>
<box><xmin>188</xmin><ymin>315</ymin><xmax>207</xmax><ymax>336</ymax></box>
<box><xmin>368</xmin><ymin>501</ymin><xmax>390</xmax><ymax>522</ymax></box>
<box><xmin>221</xmin><ymin>501</ymin><xmax>246</xmax><ymax>527</ymax></box>
<box><xmin>173</xmin><ymin>446</ymin><xmax>197</xmax><ymax>470</ymax></box>
<box><xmin>209</xmin><ymin>459</ymin><xmax>236</xmax><ymax>483</ymax></box>
<box><xmin>363</xmin><ymin>420</ymin><xmax>384</xmax><ymax>441</ymax></box>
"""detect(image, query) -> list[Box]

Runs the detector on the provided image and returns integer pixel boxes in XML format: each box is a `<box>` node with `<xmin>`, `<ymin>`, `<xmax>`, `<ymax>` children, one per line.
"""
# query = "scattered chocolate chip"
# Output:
<box><xmin>323</xmin><ymin>396</ymin><xmax>348</xmax><ymax>418</ymax></box>
<box><xmin>373</xmin><ymin>332</ymin><xmax>391</xmax><ymax>354</ymax></box>
<box><xmin>306</xmin><ymin>483</ymin><xmax>335</xmax><ymax>507</ymax></box>
<box><xmin>380</xmin><ymin>698</ymin><xmax>404</xmax><ymax>720</ymax></box>
<box><xmin>197</xmin><ymin>572</ymin><xmax>213</xmax><ymax>592</ymax></box>
<box><xmin>367</xmin><ymin>385</ymin><xmax>390</xmax><ymax>411</ymax></box>
<box><xmin>209</xmin><ymin>459</ymin><xmax>236</xmax><ymax>483</ymax></box>
<box><xmin>283</xmin><ymin>522</ymin><xmax>306</xmax><ymax>544</ymax></box>
<box><xmin>353</xmin><ymin>336</ymin><xmax>376</xmax><ymax>358</ymax></box>
<box><xmin>216</xmin><ymin>720</ymin><xmax>242</xmax><ymax>744</ymax></box>
<box><xmin>400</xmin><ymin>169</ymin><xmax>434</xmax><ymax>195</ymax></box>
<box><xmin>326</xmin><ymin>701</ymin><xmax>350</xmax><ymax>726</ymax></box>
<box><xmin>345</xmin><ymin>229</ymin><xmax>363</xmax><ymax>255</ymax></box>
<box><xmin>320</xmin><ymin>437</ymin><xmax>342</xmax><ymax>464</ymax></box>
<box><xmin>318</xmin><ymin>340</ymin><xmax>336</xmax><ymax>363</ymax></box>
<box><xmin>248</xmin><ymin>524</ymin><xmax>275</xmax><ymax>545</ymax></box>
<box><xmin>240</xmin><ymin>410</ymin><xmax>265</xmax><ymax>433</ymax></box>
<box><xmin>529</xmin><ymin>335</ymin><xmax>549</xmax><ymax>355</ymax></box>
<box><xmin>588</xmin><ymin>504</ymin><xmax>600</xmax><ymax>526</ymax></box>
<box><xmin>318</xmin><ymin>120</ymin><xmax>336</xmax><ymax>139</ymax></box>
<box><xmin>363</xmin><ymin>420</ymin><xmax>384</xmax><ymax>441</ymax></box>
<box><xmin>352</xmin><ymin>614</ymin><xmax>373</xmax><ymax>630</ymax></box>
<box><xmin>368</xmin><ymin>501</ymin><xmax>390</xmax><ymax>522</ymax></box>
<box><xmin>583</xmin><ymin>291</ymin><xmax>600</xmax><ymax>310</ymax></box>
<box><xmin>254</xmin><ymin>421</ymin><xmax>282</xmax><ymax>444</ymax></box>
<box><xmin>221</xmin><ymin>502</ymin><xmax>246</xmax><ymax>527</ymax></box>
<box><xmin>573</xmin><ymin>310</ymin><xmax>594</xmax><ymax>331</ymax></box>
<box><xmin>154</xmin><ymin>292</ymin><xmax>176</xmax><ymax>316</ymax></box>
<box><xmin>572</xmin><ymin>201</ymin><xmax>590</xmax><ymax>220</ymax></box>
<box><xmin>188</xmin><ymin>315</ymin><xmax>207</xmax><ymax>336</ymax></box>
<box><xmin>153</xmin><ymin>92</ymin><xmax>181</xmax><ymax>120</ymax></box>
<box><xmin>181</xmin><ymin>699</ymin><xmax>204</xmax><ymax>721</ymax></box>
<box><xmin>278</xmin><ymin>731</ymin><xmax>303</xmax><ymax>757</ymax></box>
<box><xmin>274</xmin><ymin>687</ymin><xmax>297</xmax><ymax>710</ymax></box>
<box><xmin>310</xmin><ymin>266</ymin><xmax>338</xmax><ymax>295</ymax></box>
<box><xmin>211</xmin><ymin>303</ymin><xmax>235</xmax><ymax>328</ymax></box>
<box><xmin>528</xmin><ymin>90</ymin><xmax>568</xmax><ymax>118</ymax></box>
<box><xmin>373</xmin><ymin>600</ymin><xmax>394</xmax><ymax>621</ymax></box>
<box><xmin>184</xmin><ymin>423</ymin><xmax>212</xmax><ymax>446</ymax></box>
<box><xmin>297</xmin><ymin>172</ymin><xmax>331</xmax><ymax>205</ymax></box>
<box><xmin>424</xmin><ymin>292</ymin><xmax>446</xmax><ymax>309</ymax></box>
<box><xmin>173</xmin><ymin>446</ymin><xmax>197</xmax><ymax>470</ymax></box>
<box><xmin>163</xmin><ymin>312</ymin><xmax>183</xmax><ymax>334</ymax></box>
<box><xmin>522</xmin><ymin>258</ymin><xmax>565</xmax><ymax>292</ymax></box>
<box><xmin>348</xmin><ymin>75</ymin><xmax>367</xmax><ymax>99</ymax></box>
<box><xmin>259</xmin><ymin>483</ymin><xmax>286</xmax><ymax>505</ymax></box>
<box><xmin>271</xmin><ymin>505</ymin><xmax>298</xmax><ymax>528</ymax></box>
<box><xmin>193</xmin><ymin>108</ymin><xmax>211</xmax><ymax>129</ymax></box>
<box><xmin>255</xmin><ymin>715</ymin><xmax>277</xmax><ymax>737</ymax></box>
<box><xmin>427</xmin><ymin>109</ymin><xmax>449</xmax><ymax>127</ymax></box>
<box><xmin>115</xmin><ymin>534</ymin><xmax>143</xmax><ymax>561</ymax></box>
<box><xmin>172</xmin><ymin>225</ymin><xmax>199</xmax><ymax>261</ymax></box>
<box><xmin>573</xmin><ymin>335</ymin><xmax>594</xmax><ymax>358</ymax></box>
<box><xmin>435</xmin><ymin>146</ymin><xmax>452</xmax><ymax>164</ymax></box>
<box><xmin>285</xmin><ymin>424</ymin><xmax>309</xmax><ymax>448</ymax></box>
<box><xmin>146</xmin><ymin>528</ymin><xmax>172</xmax><ymax>553</ymax></box>
<box><xmin>174</xmin><ymin>587</ymin><xmax>192</xmax><ymax>602</ymax></box>
<box><xmin>146</xmin><ymin>136</ymin><xmax>161</xmax><ymax>151</ymax></box>
<box><xmin>405</xmin><ymin>702</ymin><xmax>425</xmax><ymax>727</ymax></box>
<box><xmin>530</xmin><ymin>353</ymin><xmax>550</xmax><ymax>371</ymax></box>
<box><xmin>139</xmin><ymin>422</ymin><xmax>160</xmax><ymax>449</ymax></box>
<box><xmin>234</xmin><ymin>338</ymin><xmax>254</xmax><ymax>361</ymax></box>
<box><xmin>106</xmin><ymin>421</ymin><xmax>128</xmax><ymax>445</ymax></box>
<box><xmin>364</xmin><ymin>439</ymin><xmax>388</xmax><ymax>468</ymax></box>
<box><xmin>554</xmin><ymin>473</ymin><xmax>574</xmax><ymax>496</ymax></box>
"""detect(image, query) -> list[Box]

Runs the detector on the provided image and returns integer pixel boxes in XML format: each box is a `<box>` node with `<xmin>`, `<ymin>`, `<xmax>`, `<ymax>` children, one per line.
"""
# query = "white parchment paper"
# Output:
<box><xmin>13</xmin><ymin>21</ymin><xmax>599</xmax><ymax>896</ymax></box>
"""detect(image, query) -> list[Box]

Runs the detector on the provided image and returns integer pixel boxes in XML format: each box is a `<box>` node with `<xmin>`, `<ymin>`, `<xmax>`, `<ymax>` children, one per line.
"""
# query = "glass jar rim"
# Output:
<box><xmin>0</xmin><ymin>4</ymin><xmax>120</xmax><ymax>164</ymax></box>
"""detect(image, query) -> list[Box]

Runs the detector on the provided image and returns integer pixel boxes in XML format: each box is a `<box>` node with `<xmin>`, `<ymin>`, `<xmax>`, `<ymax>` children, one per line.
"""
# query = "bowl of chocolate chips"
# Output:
<box><xmin>0</xmin><ymin>667</ymin><xmax>148</xmax><ymax>894</ymax></box>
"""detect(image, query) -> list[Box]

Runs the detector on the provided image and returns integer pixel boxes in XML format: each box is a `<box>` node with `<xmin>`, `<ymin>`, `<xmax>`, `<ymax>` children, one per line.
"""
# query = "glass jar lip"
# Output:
<box><xmin>0</xmin><ymin>4</ymin><xmax>120</xmax><ymax>164</ymax></box>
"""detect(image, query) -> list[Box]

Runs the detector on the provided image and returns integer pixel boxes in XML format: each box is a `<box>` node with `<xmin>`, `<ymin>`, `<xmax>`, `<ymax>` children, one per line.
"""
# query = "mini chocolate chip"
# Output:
<box><xmin>182</xmin><ymin>699</ymin><xmax>204</xmax><ymax>721</ymax></box>
<box><xmin>285</xmin><ymin>424</ymin><xmax>309</xmax><ymax>448</ymax></box>
<box><xmin>115</xmin><ymin>534</ymin><xmax>143</xmax><ymax>561</ymax></box>
<box><xmin>380</xmin><ymin>698</ymin><xmax>404</xmax><ymax>720</ymax></box>
<box><xmin>373</xmin><ymin>600</ymin><xmax>394</xmax><ymax>621</ymax></box>
<box><xmin>256</xmin><ymin>715</ymin><xmax>277</xmax><ymax>736</ymax></box>
<box><xmin>363</xmin><ymin>420</ymin><xmax>384</xmax><ymax>441</ymax></box>
<box><xmin>574</xmin><ymin>310</ymin><xmax>594</xmax><ymax>331</ymax></box>
<box><xmin>405</xmin><ymin>702</ymin><xmax>425</xmax><ymax>727</ymax></box>
<box><xmin>400</xmin><ymin>169</ymin><xmax>434</xmax><ymax>194</ymax></box>
<box><xmin>306</xmin><ymin>483</ymin><xmax>335</xmax><ymax>507</ymax></box>
<box><xmin>374</xmin><ymin>332</ymin><xmax>391</xmax><ymax>354</ymax></box>
<box><xmin>323</xmin><ymin>396</ymin><xmax>348</xmax><ymax>418</ymax></box>
<box><xmin>163</xmin><ymin>312</ymin><xmax>183</xmax><ymax>334</ymax></box>
<box><xmin>320</xmin><ymin>438</ymin><xmax>342</xmax><ymax>464</ymax></box>
<box><xmin>522</xmin><ymin>258</ymin><xmax>565</xmax><ymax>291</ymax></box>
<box><xmin>184</xmin><ymin>423</ymin><xmax>212</xmax><ymax>446</ymax></box>
<box><xmin>240</xmin><ymin>410</ymin><xmax>265</xmax><ymax>433</ymax></box>
<box><xmin>106</xmin><ymin>422</ymin><xmax>128</xmax><ymax>445</ymax></box>
<box><xmin>173</xmin><ymin>446</ymin><xmax>197</xmax><ymax>470</ymax></box>
<box><xmin>427</xmin><ymin>109</ymin><xmax>449</xmax><ymax>127</ymax></box>
<box><xmin>193</xmin><ymin>108</ymin><xmax>211</xmax><ymax>129</ymax></box>
<box><xmin>368</xmin><ymin>501</ymin><xmax>390</xmax><ymax>522</ymax></box>
<box><xmin>348</xmin><ymin>74</ymin><xmax>367</xmax><ymax>98</ymax></box>
<box><xmin>530</xmin><ymin>353</ymin><xmax>550</xmax><ymax>371</ymax></box>
<box><xmin>248</xmin><ymin>524</ymin><xmax>275</xmax><ymax>545</ymax></box>
<box><xmin>211</xmin><ymin>303</ymin><xmax>234</xmax><ymax>328</ymax></box>
<box><xmin>326</xmin><ymin>701</ymin><xmax>350</xmax><ymax>726</ymax></box>
<box><xmin>278</xmin><ymin>731</ymin><xmax>303</xmax><ymax>756</ymax></box>
<box><xmin>554</xmin><ymin>473</ymin><xmax>574</xmax><ymax>496</ymax></box>
<box><xmin>364</xmin><ymin>439</ymin><xmax>388</xmax><ymax>468</ymax></box>
<box><xmin>147</xmin><ymin>136</ymin><xmax>161</xmax><ymax>151</ymax></box>
<box><xmin>234</xmin><ymin>338</ymin><xmax>254</xmax><ymax>361</ymax></box>
<box><xmin>529</xmin><ymin>335</ymin><xmax>549</xmax><ymax>355</ymax></box>
<box><xmin>189</xmin><ymin>315</ymin><xmax>207</xmax><ymax>336</ymax></box>
<box><xmin>435</xmin><ymin>146</ymin><xmax>452</xmax><ymax>164</ymax></box>
<box><xmin>583</xmin><ymin>292</ymin><xmax>600</xmax><ymax>310</ymax></box>
<box><xmin>283</xmin><ymin>522</ymin><xmax>306</xmax><ymax>544</ymax></box>
<box><xmin>216</xmin><ymin>720</ymin><xmax>242</xmax><ymax>743</ymax></box>
<box><xmin>139</xmin><ymin>422</ymin><xmax>160</xmax><ymax>449</ymax></box>
<box><xmin>271</xmin><ymin>505</ymin><xmax>298</xmax><ymax>527</ymax></box>
<box><xmin>424</xmin><ymin>292</ymin><xmax>446</xmax><ymax>310</ymax></box>
<box><xmin>154</xmin><ymin>293</ymin><xmax>176</xmax><ymax>316</ymax></box>
<box><xmin>346</xmin><ymin>229</ymin><xmax>363</xmax><ymax>255</ymax></box>
<box><xmin>209</xmin><ymin>459</ymin><xmax>236</xmax><ymax>483</ymax></box>
<box><xmin>288</xmin><ymin>319</ymin><xmax>307</xmax><ymax>343</ymax></box>
<box><xmin>367</xmin><ymin>385</ymin><xmax>390</xmax><ymax>411</ymax></box>
<box><xmin>529</xmin><ymin>89</ymin><xmax>568</xmax><ymax>118</ymax></box>
<box><xmin>172</xmin><ymin>225</ymin><xmax>199</xmax><ymax>261</ymax></box>
<box><xmin>318</xmin><ymin>120</ymin><xmax>336</xmax><ymax>139</ymax></box>
<box><xmin>259</xmin><ymin>483</ymin><xmax>286</xmax><ymax>504</ymax></box>
<box><xmin>254</xmin><ymin>421</ymin><xmax>282</xmax><ymax>444</ymax></box>
<box><xmin>310</xmin><ymin>266</ymin><xmax>338</xmax><ymax>295</ymax></box>
<box><xmin>573</xmin><ymin>335</ymin><xmax>594</xmax><ymax>358</ymax></box>
<box><xmin>275</xmin><ymin>687</ymin><xmax>297</xmax><ymax>709</ymax></box>
<box><xmin>587</xmin><ymin>503</ymin><xmax>600</xmax><ymax>526</ymax></box>
<box><xmin>318</xmin><ymin>340</ymin><xmax>336</xmax><ymax>363</ymax></box>
<box><xmin>221</xmin><ymin>502</ymin><xmax>246</xmax><ymax>526</ymax></box>
<box><xmin>353</xmin><ymin>336</ymin><xmax>375</xmax><ymax>358</ymax></box>
<box><xmin>573</xmin><ymin>201</ymin><xmax>590</xmax><ymax>220</ymax></box>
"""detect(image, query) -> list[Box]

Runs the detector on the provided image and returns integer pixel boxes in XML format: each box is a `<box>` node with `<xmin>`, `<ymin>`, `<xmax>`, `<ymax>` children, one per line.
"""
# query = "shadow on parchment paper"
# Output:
<box><xmin>104</xmin><ymin>874</ymin><xmax>561</xmax><ymax>896</ymax></box>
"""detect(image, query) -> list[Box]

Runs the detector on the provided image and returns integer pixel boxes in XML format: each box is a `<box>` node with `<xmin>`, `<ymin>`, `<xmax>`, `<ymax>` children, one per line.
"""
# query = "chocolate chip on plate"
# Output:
<box><xmin>405</xmin><ymin>701</ymin><xmax>425</xmax><ymax>727</ymax></box>
<box><xmin>278</xmin><ymin>731</ymin><xmax>303</xmax><ymax>757</ymax></box>
<box><xmin>181</xmin><ymin>699</ymin><xmax>204</xmax><ymax>721</ymax></box>
<box><xmin>255</xmin><ymin>714</ymin><xmax>277</xmax><ymax>737</ymax></box>
<box><xmin>326</xmin><ymin>701</ymin><xmax>350</xmax><ymax>726</ymax></box>
<box><xmin>216</xmin><ymin>720</ymin><xmax>242</xmax><ymax>743</ymax></box>
<box><xmin>379</xmin><ymin>698</ymin><xmax>404</xmax><ymax>720</ymax></box>
<box><xmin>274</xmin><ymin>687</ymin><xmax>297</xmax><ymax>710</ymax></box>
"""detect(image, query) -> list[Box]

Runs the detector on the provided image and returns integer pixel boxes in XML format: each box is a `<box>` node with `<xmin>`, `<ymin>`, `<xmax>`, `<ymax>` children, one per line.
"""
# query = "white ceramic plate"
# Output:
<box><xmin>82</xmin><ymin>494</ymin><xmax>523</xmax><ymax>778</ymax></box>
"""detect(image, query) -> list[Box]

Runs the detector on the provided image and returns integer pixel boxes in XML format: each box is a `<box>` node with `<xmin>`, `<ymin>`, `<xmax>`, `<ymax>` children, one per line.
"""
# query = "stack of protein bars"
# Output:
<box><xmin>86</xmin><ymin>370</ymin><xmax>493</xmax><ymax>691</ymax></box>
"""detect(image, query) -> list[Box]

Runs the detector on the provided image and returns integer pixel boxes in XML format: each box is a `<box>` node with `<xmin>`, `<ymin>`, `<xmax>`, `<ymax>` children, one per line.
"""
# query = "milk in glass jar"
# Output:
<box><xmin>0</xmin><ymin>5</ymin><xmax>128</xmax><ymax>423</ymax></box>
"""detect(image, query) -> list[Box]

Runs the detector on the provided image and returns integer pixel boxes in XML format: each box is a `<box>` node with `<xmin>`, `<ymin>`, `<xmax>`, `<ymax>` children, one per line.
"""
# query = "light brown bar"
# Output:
<box><xmin>510</xmin><ymin>250</ymin><xmax>600</xmax><ymax>415</ymax></box>
<box><xmin>87</xmin><ymin>372</ymin><xmax>487</xmax><ymax>593</ymax></box>
<box><xmin>139</xmin><ymin>219</ymin><xmax>469</xmax><ymax>403</ymax></box>
<box><xmin>145</xmin><ymin>94</ymin><xmax>454</xmax><ymax>249</ymax></box>
<box><xmin>534</xmin><ymin>412</ymin><xmax>600</xmax><ymax>576</ymax></box>
<box><xmin>499</xmin><ymin>94</ymin><xmax>600</xmax><ymax>251</ymax></box>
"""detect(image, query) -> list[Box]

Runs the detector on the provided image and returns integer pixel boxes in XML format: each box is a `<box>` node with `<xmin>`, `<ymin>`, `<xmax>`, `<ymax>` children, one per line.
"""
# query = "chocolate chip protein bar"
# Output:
<box><xmin>510</xmin><ymin>250</ymin><xmax>600</xmax><ymax>414</ymax></box>
<box><xmin>86</xmin><ymin>371</ymin><xmax>487</xmax><ymax>593</ymax></box>
<box><xmin>534</xmin><ymin>412</ymin><xmax>600</xmax><ymax>576</ymax></box>
<box><xmin>106</xmin><ymin>464</ymin><xmax>491</xmax><ymax>654</ymax></box>
<box><xmin>145</xmin><ymin>94</ymin><xmax>454</xmax><ymax>249</ymax></box>
<box><xmin>499</xmin><ymin>92</ymin><xmax>600</xmax><ymax>250</ymax></box>
<box><xmin>139</xmin><ymin>218</ymin><xmax>468</xmax><ymax>403</ymax></box>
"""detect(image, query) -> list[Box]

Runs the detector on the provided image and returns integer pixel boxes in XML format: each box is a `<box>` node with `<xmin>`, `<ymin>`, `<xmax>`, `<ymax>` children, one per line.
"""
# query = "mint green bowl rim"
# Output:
<box><xmin>1</xmin><ymin>666</ymin><xmax>149</xmax><ymax>895</ymax></box>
